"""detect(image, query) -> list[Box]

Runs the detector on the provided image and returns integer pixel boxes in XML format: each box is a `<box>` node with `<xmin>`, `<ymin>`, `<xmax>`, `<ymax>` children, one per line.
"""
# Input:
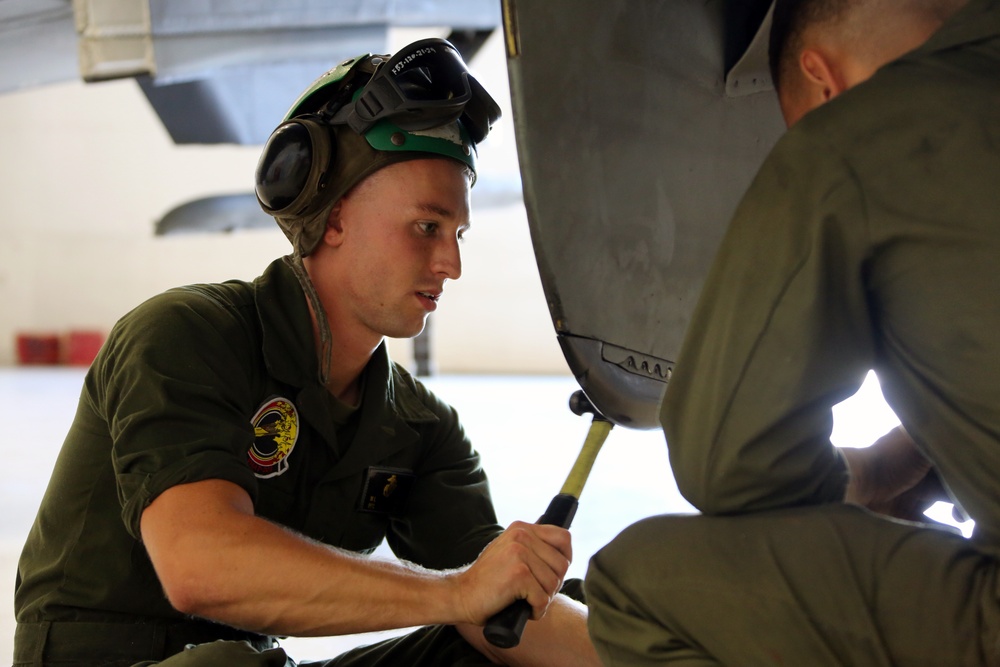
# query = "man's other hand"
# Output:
<box><xmin>841</xmin><ymin>425</ymin><xmax>950</xmax><ymax>522</ymax></box>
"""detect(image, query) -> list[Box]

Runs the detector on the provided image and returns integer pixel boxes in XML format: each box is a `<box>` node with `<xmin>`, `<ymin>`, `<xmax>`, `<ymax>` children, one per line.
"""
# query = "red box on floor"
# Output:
<box><xmin>65</xmin><ymin>330</ymin><xmax>106</xmax><ymax>366</ymax></box>
<box><xmin>16</xmin><ymin>334</ymin><xmax>61</xmax><ymax>365</ymax></box>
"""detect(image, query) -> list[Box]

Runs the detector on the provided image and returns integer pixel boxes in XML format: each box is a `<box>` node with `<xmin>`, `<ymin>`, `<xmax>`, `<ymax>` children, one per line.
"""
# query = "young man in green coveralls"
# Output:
<box><xmin>586</xmin><ymin>0</ymin><xmax>1000</xmax><ymax>665</ymax></box>
<box><xmin>14</xmin><ymin>39</ymin><xmax>599</xmax><ymax>667</ymax></box>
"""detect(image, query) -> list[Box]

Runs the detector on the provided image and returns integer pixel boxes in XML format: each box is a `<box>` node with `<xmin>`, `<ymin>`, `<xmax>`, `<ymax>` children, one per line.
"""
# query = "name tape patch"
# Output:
<box><xmin>359</xmin><ymin>467</ymin><xmax>415</xmax><ymax>514</ymax></box>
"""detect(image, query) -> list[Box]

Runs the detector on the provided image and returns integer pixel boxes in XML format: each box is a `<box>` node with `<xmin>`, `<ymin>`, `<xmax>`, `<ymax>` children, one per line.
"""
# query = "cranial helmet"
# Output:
<box><xmin>255</xmin><ymin>38</ymin><xmax>502</xmax><ymax>256</ymax></box>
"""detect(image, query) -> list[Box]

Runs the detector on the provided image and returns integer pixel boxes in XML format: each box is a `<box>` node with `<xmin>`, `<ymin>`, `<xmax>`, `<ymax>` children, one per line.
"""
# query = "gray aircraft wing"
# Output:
<box><xmin>1</xmin><ymin>0</ymin><xmax>499</xmax><ymax>144</ymax></box>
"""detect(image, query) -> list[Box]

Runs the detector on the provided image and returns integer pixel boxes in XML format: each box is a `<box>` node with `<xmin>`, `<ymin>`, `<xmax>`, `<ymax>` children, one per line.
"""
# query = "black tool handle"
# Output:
<box><xmin>482</xmin><ymin>493</ymin><xmax>579</xmax><ymax>649</ymax></box>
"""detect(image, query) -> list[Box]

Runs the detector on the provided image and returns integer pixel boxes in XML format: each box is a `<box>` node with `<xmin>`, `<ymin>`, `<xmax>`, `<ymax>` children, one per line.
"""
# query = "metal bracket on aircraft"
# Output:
<box><xmin>558</xmin><ymin>334</ymin><xmax>670</xmax><ymax>430</ymax></box>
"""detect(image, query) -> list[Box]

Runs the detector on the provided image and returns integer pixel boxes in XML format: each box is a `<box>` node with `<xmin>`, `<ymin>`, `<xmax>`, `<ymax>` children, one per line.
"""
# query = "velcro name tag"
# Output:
<box><xmin>358</xmin><ymin>466</ymin><xmax>416</xmax><ymax>514</ymax></box>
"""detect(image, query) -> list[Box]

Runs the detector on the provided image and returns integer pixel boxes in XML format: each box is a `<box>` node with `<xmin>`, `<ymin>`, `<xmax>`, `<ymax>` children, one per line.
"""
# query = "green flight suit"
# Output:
<box><xmin>586</xmin><ymin>0</ymin><xmax>1000</xmax><ymax>664</ymax></box>
<box><xmin>14</xmin><ymin>257</ymin><xmax>504</xmax><ymax>666</ymax></box>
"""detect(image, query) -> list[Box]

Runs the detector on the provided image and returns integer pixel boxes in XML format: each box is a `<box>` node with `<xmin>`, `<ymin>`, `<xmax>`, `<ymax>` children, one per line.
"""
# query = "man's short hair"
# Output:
<box><xmin>768</xmin><ymin>0</ymin><xmax>854</xmax><ymax>94</ymax></box>
<box><xmin>769</xmin><ymin>0</ymin><xmax>966</xmax><ymax>93</ymax></box>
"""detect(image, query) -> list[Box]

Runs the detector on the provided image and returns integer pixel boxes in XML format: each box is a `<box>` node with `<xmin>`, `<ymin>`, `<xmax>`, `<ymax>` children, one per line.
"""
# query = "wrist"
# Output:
<box><xmin>439</xmin><ymin>568</ymin><xmax>477</xmax><ymax>626</ymax></box>
<box><xmin>402</xmin><ymin>565</ymin><xmax>474</xmax><ymax>627</ymax></box>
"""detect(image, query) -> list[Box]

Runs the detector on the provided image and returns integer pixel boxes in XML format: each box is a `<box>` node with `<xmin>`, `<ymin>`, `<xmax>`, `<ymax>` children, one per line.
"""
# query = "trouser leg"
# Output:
<box><xmin>585</xmin><ymin>505</ymin><xmax>1000</xmax><ymax>667</ymax></box>
<box><xmin>130</xmin><ymin>640</ymin><xmax>291</xmax><ymax>666</ymax></box>
<box><xmin>301</xmin><ymin>579</ymin><xmax>587</xmax><ymax>666</ymax></box>
<box><xmin>127</xmin><ymin>630</ymin><xmax>489</xmax><ymax>667</ymax></box>
<box><xmin>299</xmin><ymin>625</ymin><xmax>494</xmax><ymax>667</ymax></box>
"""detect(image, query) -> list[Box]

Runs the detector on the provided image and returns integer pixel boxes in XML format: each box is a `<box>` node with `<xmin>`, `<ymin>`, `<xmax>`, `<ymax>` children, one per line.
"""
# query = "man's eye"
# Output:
<box><xmin>418</xmin><ymin>222</ymin><xmax>438</xmax><ymax>235</ymax></box>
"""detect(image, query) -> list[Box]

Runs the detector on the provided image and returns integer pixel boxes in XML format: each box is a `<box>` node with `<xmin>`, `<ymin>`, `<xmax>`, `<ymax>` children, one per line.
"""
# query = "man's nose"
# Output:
<box><xmin>434</xmin><ymin>235</ymin><xmax>462</xmax><ymax>280</ymax></box>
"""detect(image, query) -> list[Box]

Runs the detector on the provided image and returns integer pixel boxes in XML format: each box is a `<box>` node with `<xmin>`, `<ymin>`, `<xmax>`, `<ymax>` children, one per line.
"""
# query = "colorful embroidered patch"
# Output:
<box><xmin>248</xmin><ymin>397</ymin><xmax>299</xmax><ymax>478</ymax></box>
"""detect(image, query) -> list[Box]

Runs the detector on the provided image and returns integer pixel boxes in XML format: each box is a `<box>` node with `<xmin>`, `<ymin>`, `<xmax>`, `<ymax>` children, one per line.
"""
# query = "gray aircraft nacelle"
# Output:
<box><xmin>505</xmin><ymin>0</ymin><xmax>785</xmax><ymax>428</ymax></box>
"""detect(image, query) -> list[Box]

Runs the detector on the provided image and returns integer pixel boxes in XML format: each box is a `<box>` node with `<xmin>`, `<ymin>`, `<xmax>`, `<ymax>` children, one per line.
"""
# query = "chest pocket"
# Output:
<box><xmin>358</xmin><ymin>467</ymin><xmax>416</xmax><ymax>514</ymax></box>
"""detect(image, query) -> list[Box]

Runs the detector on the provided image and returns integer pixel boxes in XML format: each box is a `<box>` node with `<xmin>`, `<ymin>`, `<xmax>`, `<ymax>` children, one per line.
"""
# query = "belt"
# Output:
<box><xmin>14</xmin><ymin>619</ymin><xmax>275</xmax><ymax>665</ymax></box>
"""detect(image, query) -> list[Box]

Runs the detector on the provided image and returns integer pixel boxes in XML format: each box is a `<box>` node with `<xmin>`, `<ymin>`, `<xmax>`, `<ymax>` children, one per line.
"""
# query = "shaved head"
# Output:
<box><xmin>768</xmin><ymin>0</ymin><xmax>967</xmax><ymax>124</ymax></box>
<box><xmin>769</xmin><ymin>0</ymin><xmax>849</xmax><ymax>94</ymax></box>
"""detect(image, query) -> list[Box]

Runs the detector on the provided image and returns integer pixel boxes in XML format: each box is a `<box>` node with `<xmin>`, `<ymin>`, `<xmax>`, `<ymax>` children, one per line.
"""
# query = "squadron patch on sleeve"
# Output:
<box><xmin>248</xmin><ymin>397</ymin><xmax>299</xmax><ymax>478</ymax></box>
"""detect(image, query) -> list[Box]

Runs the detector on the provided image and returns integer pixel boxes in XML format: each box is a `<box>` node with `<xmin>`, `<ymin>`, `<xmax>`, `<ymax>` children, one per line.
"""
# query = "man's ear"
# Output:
<box><xmin>323</xmin><ymin>201</ymin><xmax>346</xmax><ymax>247</ymax></box>
<box><xmin>799</xmin><ymin>48</ymin><xmax>848</xmax><ymax>103</ymax></box>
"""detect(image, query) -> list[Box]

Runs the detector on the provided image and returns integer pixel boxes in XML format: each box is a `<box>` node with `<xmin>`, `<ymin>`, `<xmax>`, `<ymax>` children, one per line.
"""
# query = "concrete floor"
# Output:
<box><xmin>2</xmin><ymin>368</ymin><xmax>913</xmax><ymax>663</ymax></box>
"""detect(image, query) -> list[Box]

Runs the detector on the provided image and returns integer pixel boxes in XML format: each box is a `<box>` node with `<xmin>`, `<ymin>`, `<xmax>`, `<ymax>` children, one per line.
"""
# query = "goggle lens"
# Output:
<box><xmin>386</xmin><ymin>41</ymin><xmax>471</xmax><ymax>102</ymax></box>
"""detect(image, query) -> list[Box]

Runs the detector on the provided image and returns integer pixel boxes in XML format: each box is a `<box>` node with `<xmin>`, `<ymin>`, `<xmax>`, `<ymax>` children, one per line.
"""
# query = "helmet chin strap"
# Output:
<box><xmin>288</xmin><ymin>252</ymin><xmax>333</xmax><ymax>388</ymax></box>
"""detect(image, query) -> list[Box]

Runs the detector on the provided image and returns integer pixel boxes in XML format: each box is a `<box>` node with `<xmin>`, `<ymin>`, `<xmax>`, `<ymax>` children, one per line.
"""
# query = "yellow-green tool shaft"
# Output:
<box><xmin>483</xmin><ymin>416</ymin><xmax>613</xmax><ymax>649</ymax></box>
<box><xmin>559</xmin><ymin>418</ymin><xmax>613</xmax><ymax>498</ymax></box>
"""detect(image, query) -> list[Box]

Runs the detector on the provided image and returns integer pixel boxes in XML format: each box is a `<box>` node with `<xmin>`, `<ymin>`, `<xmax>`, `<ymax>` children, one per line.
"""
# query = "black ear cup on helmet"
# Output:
<box><xmin>255</xmin><ymin>116</ymin><xmax>335</xmax><ymax>218</ymax></box>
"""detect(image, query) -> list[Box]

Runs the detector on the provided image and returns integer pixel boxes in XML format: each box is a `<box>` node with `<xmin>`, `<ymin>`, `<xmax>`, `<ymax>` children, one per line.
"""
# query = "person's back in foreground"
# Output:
<box><xmin>15</xmin><ymin>38</ymin><xmax>599</xmax><ymax>667</ymax></box>
<box><xmin>586</xmin><ymin>0</ymin><xmax>1000</xmax><ymax>664</ymax></box>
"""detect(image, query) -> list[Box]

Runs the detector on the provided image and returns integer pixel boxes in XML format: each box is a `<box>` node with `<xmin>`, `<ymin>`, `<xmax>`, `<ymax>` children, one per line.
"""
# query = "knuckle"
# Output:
<box><xmin>510</xmin><ymin>559</ymin><xmax>532</xmax><ymax>579</ymax></box>
<box><xmin>507</xmin><ymin>540</ymin><xmax>531</xmax><ymax>560</ymax></box>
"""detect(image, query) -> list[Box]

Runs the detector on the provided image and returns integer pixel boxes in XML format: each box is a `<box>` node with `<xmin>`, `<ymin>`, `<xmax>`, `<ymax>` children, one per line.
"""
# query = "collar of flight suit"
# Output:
<box><xmin>913</xmin><ymin>0</ymin><xmax>1000</xmax><ymax>57</ymax></box>
<box><xmin>252</xmin><ymin>256</ymin><xmax>440</xmax><ymax>429</ymax></box>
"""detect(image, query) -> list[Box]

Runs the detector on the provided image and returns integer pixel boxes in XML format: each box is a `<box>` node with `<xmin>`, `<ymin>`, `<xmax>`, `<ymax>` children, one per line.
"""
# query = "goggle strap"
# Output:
<box><xmin>354</xmin><ymin>77</ymin><xmax>404</xmax><ymax>124</ymax></box>
<box><xmin>325</xmin><ymin>102</ymin><xmax>371</xmax><ymax>136</ymax></box>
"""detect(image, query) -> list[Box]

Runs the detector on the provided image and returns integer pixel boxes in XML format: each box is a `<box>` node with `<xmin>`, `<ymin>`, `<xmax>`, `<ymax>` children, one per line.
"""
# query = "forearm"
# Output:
<box><xmin>206</xmin><ymin>522</ymin><xmax>465</xmax><ymax>635</ymax></box>
<box><xmin>142</xmin><ymin>481</ymin><xmax>467</xmax><ymax>637</ymax></box>
<box><xmin>143</xmin><ymin>479</ymin><xmax>572</xmax><ymax>644</ymax></box>
<box><xmin>455</xmin><ymin>594</ymin><xmax>600</xmax><ymax>667</ymax></box>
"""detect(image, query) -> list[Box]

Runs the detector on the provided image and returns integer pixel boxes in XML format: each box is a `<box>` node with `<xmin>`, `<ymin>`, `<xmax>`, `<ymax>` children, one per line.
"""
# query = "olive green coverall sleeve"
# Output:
<box><xmin>660</xmin><ymin>130</ymin><xmax>870</xmax><ymax>515</ymax></box>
